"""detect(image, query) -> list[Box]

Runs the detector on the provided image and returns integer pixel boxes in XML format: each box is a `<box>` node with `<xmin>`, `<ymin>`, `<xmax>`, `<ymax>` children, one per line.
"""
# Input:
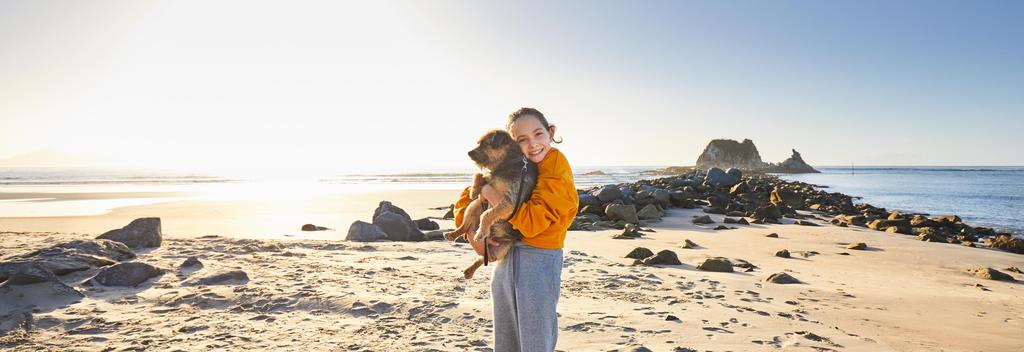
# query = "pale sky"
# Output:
<box><xmin>2</xmin><ymin>0</ymin><xmax>1022</xmax><ymax>176</ymax></box>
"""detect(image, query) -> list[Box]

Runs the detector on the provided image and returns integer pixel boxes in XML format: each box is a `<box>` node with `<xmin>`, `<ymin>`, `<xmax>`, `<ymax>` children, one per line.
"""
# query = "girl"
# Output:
<box><xmin>452</xmin><ymin>107</ymin><xmax>578</xmax><ymax>352</ymax></box>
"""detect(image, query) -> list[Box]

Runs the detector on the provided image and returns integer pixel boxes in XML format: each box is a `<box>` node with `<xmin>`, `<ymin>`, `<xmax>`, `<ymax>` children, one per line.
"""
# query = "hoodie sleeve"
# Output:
<box><xmin>507</xmin><ymin>152</ymin><xmax>578</xmax><ymax>238</ymax></box>
<box><xmin>453</xmin><ymin>186</ymin><xmax>473</xmax><ymax>228</ymax></box>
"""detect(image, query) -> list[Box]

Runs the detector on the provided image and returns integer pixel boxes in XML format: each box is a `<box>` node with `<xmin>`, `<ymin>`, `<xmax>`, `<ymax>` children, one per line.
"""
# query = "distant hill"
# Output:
<box><xmin>695</xmin><ymin>139</ymin><xmax>819</xmax><ymax>174</ymax></box>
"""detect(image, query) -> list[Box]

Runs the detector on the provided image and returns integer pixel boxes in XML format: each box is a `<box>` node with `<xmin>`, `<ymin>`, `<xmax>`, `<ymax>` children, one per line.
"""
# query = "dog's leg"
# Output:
<box><xmin>474</xmin><ymin>201</ymin><xmax>514</xmax><ymax>242</ymax></box>
<box><xmin>463</xmin><ymin>257</ymin><xmax>485</xmax><ymax>279</ymax></box>
<box><xmin>444</xmin><ymin>198</ymin><xmax>484</xmax><ymax>241</ymax></box>
<box><xmin>469</xmin><ymin>173</ymin><xmax>485</xmax><ymax>199</ymax></box>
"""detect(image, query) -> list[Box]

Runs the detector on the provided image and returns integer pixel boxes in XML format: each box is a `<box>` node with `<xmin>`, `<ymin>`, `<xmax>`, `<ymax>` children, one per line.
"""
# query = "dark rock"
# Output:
<box><xmin>0</xmin><ymin>263</ymin><xmax>84</xmax><ymax>311</ymax></box>
<box><xmin>770</xmin><ymin>188</ymin><xmax>803</xmax><ymax>209</ymax></box>
<box><xmin>593</xmin><ymin>186</ymin><xmax>623</xmax><ymax>203</ymax></box>
<box><xmin>775</xmin><ymin>249</ymin><xmax>791</xmax><ymax>258</ymax></box>
<box><xmin>713</xmin><ymin>225</ymin><xmax>732</xmax><ymax>230</ymax></box>
<box><xmin>636</xmin><ymin>204</ymin><xmax>662</xmax><ymax>220</ymax></box>
<box><xmin>0</xmin><ymin>239</ymin><xmax>134</xmax><ymax>283</ymax></box>
<box><xmin>681</xmin><ymin>239</ymin><xmax>699</xmax><ymax>249</ymax></box>
<box><xmin>86</xmin><ymin>262</ymin><xmax>163</xmax><ymax>287</ymax></box>
<box><xmin>372</xmin><ymin>202</ymin><xmax>425</xmax><ymax>241</ymax></box>
<box><xmin>725</xmin><ymin>167</ymin><xmax>742</xmax><ymax>180</ymax></box>
<box><xmin>442</xmin><ymin>205</ymin><xmax>455</xmax><ymax>220</ymax></box>
<box><xmin>414</xmin><ymin>218</ymin><xmax>440</xmax><ymax>231</ymax></box>
<box><xmin>301</xmin><ymin>224</ymin><xmax>328</xmax><ymax>231</ymax></box>
<box><xmin>766</xmin><ymin>272</ymin><xmax>801</xmax><ymax>284</ymax></box>
<box><xmin>96</xmin><ymin>217</ymin><xmax>162</xmax><ymax>248</ymax></box>
<box><xmin>692</xmin><ymin>215</ymin><xmax>714</xmax><ymax>225</ymax></box>
<box><xmin>696</xmin><ymin>257</ymin><xmax>734</xmax><ymax>272</ymax></box>
<box><xmin>605</xmin><ymin>204</ymin><xmax>639</xmax><ymax>224</ymax></box>
<box><xmin>187</xmin><ymin>270</ymin><xmax>249</xmax><ymax>285</ymax></box>
<box><xmin>642</xmin><ymin>250</ymin><xmax>682</xmax><ymax>266</ymax></box>
<box><xmin>794</xmin><ymin>220</ymin><xmax>818</xmax><ymax>227</ymax></box>
<box><xmin>752</xmin><ymin>205</ymin><xmax>782</xmax><ymax>221</ymax></box>
<box><xmin>723</xmin><ymin>217</ymin><xmax>738</xmax><ymax>224</ymax></box>
<box><xmin>346</xmin><ymin>221</ymin><xmax>388</xmax><ymax>242</ymax></box>
<box><xmin>625</xmin><ymin>247</ymin><xmax>655</xmax><ymax>259</ymax></box>
<box><xmin>373</xmin><ymin>200</ymin><xmax>411</xmax><ymax>221</ymax></box>
<box><xmin>614</xmin><ymin>224</ymin><xmax>643</xmax><ymax>239</ymax></box>
<box><xmin>666</xmin><ymin>315</ymin><xmax>680</xmax><ymax>321</ymax></box>
<box><xmin>986</xmin><ymin>234</ymin><xmax>1024</xmax><ymax>254</ymax></box>
<box><xmin>847</xmin><ymin>242</ymin><xmax>867</xmax><ymax>250</ymax></box>
<box><xmin>180</xmin><ymin>256</ymin><xmax>203</xmax><ymax>268</ymax></box>
<box><xmin>971</xmin><ymin>267</ymin><xmax>1015</xmax><ymax>281</ymax></box>
<box><xmin>766</xmin><ymin>233</ymin><xmax>779</xmax><ymax>238</ymax></box>
<box><xmin>704</xmin><ymin>167</ymin><xmax>740</xmax><ymax>187</ymax></box>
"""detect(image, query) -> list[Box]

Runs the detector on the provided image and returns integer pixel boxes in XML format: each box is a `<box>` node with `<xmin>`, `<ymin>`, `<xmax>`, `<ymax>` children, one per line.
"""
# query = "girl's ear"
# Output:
<box><xmin>548</xmin><ymin>125</ymin><xmax>557</xmax><ymax>141</ymax></box>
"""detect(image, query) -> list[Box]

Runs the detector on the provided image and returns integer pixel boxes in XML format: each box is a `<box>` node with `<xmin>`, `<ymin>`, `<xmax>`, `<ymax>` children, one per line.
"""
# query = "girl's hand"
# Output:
<box><xmin>480</xmin><ymin>184</ymin><xmax>503</xmax><ymax>206</ymax></box>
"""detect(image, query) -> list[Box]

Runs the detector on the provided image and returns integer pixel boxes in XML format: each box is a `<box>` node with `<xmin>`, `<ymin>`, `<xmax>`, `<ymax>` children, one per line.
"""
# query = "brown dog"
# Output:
<box><xmin>444</xmin><ymin>129</ymin><xmax>538</xmax><ymax>279</ymax></box>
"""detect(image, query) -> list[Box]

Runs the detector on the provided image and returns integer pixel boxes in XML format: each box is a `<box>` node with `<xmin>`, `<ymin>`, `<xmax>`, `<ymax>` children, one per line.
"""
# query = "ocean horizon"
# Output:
<box><xmin>0</xmin><ymin>165</ymin><xmax>1021</xmax><ymax>236</ymax></box>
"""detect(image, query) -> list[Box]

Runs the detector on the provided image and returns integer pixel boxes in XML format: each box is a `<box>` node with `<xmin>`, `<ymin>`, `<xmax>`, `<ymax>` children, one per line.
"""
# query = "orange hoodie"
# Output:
<box><xmin>453</xmin><ymin>147</ymin><xmax>578</xmax><ymax>249</ymax></box>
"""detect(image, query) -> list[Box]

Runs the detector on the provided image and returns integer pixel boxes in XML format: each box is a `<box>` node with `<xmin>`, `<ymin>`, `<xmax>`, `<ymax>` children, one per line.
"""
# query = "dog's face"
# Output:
<box><xmin>468</xmin><ymin>130</ymin><xmax>521</xmax><ymax>170</ymax></box>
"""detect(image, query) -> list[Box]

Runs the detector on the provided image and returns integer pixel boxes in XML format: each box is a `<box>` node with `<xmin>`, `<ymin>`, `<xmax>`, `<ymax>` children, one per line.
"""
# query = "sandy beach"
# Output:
<box><xmin>2</xmin><ymin>204</ymin><xmax>1022</xmax><ymax>351</ymax></box>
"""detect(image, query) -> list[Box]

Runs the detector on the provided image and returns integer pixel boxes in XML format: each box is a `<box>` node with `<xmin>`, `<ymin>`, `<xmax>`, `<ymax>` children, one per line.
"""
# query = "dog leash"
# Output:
<box><xmin>484</xmin><ymin>156</ymin><xmax>529</xmax><ymax>266</ymax></box>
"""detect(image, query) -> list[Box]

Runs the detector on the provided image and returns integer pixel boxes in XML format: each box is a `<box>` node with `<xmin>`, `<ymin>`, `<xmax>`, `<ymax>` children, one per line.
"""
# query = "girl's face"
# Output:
<box><xmin>509</xmin><ymin>115</ymin><xmax>556</xmax><ymax>163</ymax></box>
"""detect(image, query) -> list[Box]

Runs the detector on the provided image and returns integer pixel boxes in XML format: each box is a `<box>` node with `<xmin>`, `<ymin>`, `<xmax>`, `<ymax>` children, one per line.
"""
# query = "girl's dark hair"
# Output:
<box><xmin>506</xmin><ymin>107</ymin><xmax>563</xmax><ymax>144</ymax></box>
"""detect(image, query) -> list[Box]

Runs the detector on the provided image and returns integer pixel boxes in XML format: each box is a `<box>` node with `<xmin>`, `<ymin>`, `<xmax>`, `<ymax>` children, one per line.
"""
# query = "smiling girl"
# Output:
<box><xmin>453</xmin><ymin>107</ymin><xmax>578</xmax><ymax>351</ymax></box>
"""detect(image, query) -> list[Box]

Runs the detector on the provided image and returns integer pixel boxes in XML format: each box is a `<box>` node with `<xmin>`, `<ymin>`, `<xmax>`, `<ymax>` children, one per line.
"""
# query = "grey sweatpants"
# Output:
<box><xmin>491</xmin><ymin>241</ymin><xmax>563</xmax><ymax>352</ymax></box>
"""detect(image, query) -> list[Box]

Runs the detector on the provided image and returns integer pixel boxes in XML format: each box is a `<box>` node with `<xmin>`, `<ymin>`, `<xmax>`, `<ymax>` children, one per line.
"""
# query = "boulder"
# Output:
<box><xmin>692</xmin><ymin>215</ymin><xmax>714</xmax><ymax>225</ymax></box>
<box><xmin>752</xmin><ymin>204</ymin><xmax>782</xmax><ymax>221</ymax></box>
<box><xmin>624</xmin><ymin>247</ymin><xmax>655</xmax><ymax>260</ymax></box>
<box><xmin>642</xmin><ymin>250</ymin><xmax>682</xmax><ymax>266</ymax></box>
<box><xmin>180</xmin><ymin>256</ymin><xmax>203</xmax><ymax>268</ymax></box>
<box><xmin>706</xmin><ymin>193</ymin><xmax>730</xmax><ymax>211</ymax></box>
<box><xmin>96</xmin><ymin>217</ymin><xmax>162</xmax><ymax>248</ymax></box>
<box><xmin>775</xmin><ymin>249</ymin><xmax>791</xmax><ymax>258</ymax></box>
<box><xmin>605</xmin><ymin>204</ymin><xmax>639</xmax><ymax>224</ymax></box>
<box><xmin>725</xmin><ymin>167</ymin><xmax>742</xmax><ymax>180</ymax></box>
<box><xmin>704</xmin><ymin>167</ymin><xmax>740</xmax><ymax>188</ymax></box>
<box><xmin>0</xmin><ymin>263</ymin><xmax>84</xmax><ymax>312</ymax></box>
<box><xmin>770</xmin><ymin>188</ymin><xmax>803</xmax><ymax>209</ymax></box>
<box><xmin>766</xmin><ymin>233</ymin><xmax>779</xmax><ymax>238</ymax></box>
<box><xmin>0</xmin><ymin>239</ymin><xmax>134</xmax><ymax>283</ymax></box>
<box><xmin>971</xmin><ymin>267</ymin><xmax>1015</xmax><ymax>281</ymax></box>
<box><xmin>593</xmin><ymin>186</ymin><xmax>623</xmax><ymax>203</ymax></box>
<box><xmin>186</xmin><ymin>270</ymin><xmax>249</xmax><ymax>286</ymax></box>
<box><xmin>682</xmin><ymin>239</ymin><xmax>699</xmax><ymax>249</ymax></box>
<box><xmin>696</xmin><ymin>257</ymin><xmax>734</xmax><ymax>272</ymax></box>
<box><xmin>729</xmin><ymin>181</ymin><xmax>751</xmax><ymax>195</ymax></box>
<box><xmin>766</xmin><ymin>272</ymin><xmax>801</xmax><ymax>284</ymax></box>
<box><xmin>346</xmin><ymin>221</ymin><xmax>388</xmax><ymax>242</ymax></box>
<box><xmin>86</xmin><ymin>262</ymin><xmax>163</xmax><ymax>287</ymax></box>
<box><xmin>986</xmin><ymin>234</ymin><xmax>1024</xmax><ymax>254</ymax></box>
<box><xmin>636</xmin><ymin>204</ymin><xmax>662</xmax><ymax>220</ymax></box>
<box><xmin>372</xmin><ymin>202</ymin><xmax>426</xmax><ymax>241</ymax></box>
<box><xmin>301</xmin><ymin>224</ymin><xmax>328</xmax><ymax>231</ymax></box>
<box><xmin>414</xmin><ymin>218</ymin><xmax>440</xmax><ymax>231</ymax></box>
<box><xmin>614</xmin><ymin>224</ymin><xmax>643</xmax><ymax>239</ymax></box>
<box><xmin>847</xmin><ymin>242</ymin><xmax>868</xmax><ymax>250</ymax></box>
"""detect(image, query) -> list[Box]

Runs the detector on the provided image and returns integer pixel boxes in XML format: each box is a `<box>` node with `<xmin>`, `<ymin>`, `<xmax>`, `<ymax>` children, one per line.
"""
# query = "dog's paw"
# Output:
<box><xmin>463</xmin><ymin>268</ymin><xmax>475</xmax><ymax>280</ymax></box>
<box><xmin>443</xmin><ymin>231</ymin><xmax>460</xmax><ymax>241</ymax></box>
